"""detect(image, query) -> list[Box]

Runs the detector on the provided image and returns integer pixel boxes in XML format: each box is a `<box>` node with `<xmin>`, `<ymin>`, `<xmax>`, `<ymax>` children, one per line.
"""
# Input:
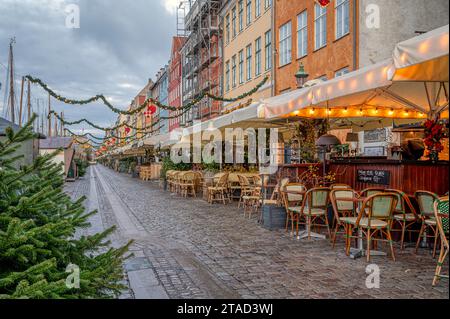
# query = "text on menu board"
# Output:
<box><xmin>357</xmin><ymin>169</ymin><xmax>391</xmax><ymax>185</ymax></box>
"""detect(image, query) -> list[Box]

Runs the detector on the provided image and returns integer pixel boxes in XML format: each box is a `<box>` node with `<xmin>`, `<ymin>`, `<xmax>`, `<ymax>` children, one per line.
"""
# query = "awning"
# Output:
<box><xmin>261</xmin><ymin>26</ymin><xmax>449</xmax><ymax>121</ymax></box>
<box><xmin>391</xmin><ymin>25</ymin><xmax>449</xmax><ymax>82</ymax></box>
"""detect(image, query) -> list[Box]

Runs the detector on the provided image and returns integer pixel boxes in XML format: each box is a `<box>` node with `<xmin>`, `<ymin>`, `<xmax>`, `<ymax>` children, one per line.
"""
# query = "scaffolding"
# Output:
<box><xmin>180</xmin><ymin>0</ymin><xmax>222</xmax><ymax>127</ymax></box>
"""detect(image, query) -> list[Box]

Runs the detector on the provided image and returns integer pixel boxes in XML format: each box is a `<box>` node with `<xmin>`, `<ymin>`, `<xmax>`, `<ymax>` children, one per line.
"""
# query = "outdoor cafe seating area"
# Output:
<box><xmin>163</xmin><ymin>168</ymin><xmax>449</xmax><ymax>286</ymax></box>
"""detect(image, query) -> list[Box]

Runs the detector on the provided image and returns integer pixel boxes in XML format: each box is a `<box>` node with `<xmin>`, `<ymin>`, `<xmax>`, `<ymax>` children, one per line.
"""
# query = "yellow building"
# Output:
<box><xmin>220</xmin><ymin>0</ymin><xmax>274</xmax><ymax>112</ymax></box>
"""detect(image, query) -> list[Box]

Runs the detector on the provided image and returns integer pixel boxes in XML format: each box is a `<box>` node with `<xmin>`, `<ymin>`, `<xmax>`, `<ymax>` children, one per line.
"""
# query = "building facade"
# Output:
<box><xmin>181</xmin><ymin>0</ymin><xmax>223</xmax><ymax>126</ymax></box>
<box><xmin>168</xmin><ymin>36</ymin><xmax>186</xmax><ymax>132</ymax></box>
<box><xmin>220</xmin><ymin>0</ymin><xmax>274</xmax><ymax>111</ymax></box>
<box><xmin>274</xmin><ymin>0</ymin><xmax>449</xmax><ymax>94</ymax></box>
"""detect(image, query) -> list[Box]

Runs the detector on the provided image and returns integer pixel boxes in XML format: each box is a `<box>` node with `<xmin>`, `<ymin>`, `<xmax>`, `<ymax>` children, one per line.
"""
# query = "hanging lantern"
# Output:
<box><xmin>125</xmin><ymin>127</ymin><xmax>131</xmax><ymax>134</ymax></box>
<box><xmin>316</xmin><ymin>0</ymin><xmax>331</xmax><ymax>7</ymax></box>
<box><xmin>148</xmin><ymin>104</ymin><xmax>157</xmax><ymax>115</ymax></box>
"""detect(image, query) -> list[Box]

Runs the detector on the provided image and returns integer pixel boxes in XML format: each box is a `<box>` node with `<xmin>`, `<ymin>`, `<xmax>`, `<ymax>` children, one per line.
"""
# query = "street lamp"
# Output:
<box><xmin>295</xmin><ymin>62</ymin><xmax>309</xmax><ymax>89</ymax></box>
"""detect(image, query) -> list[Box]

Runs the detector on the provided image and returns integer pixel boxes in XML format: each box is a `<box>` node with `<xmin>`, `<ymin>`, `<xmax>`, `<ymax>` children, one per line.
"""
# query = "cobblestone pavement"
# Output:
<box><xmin>64</xmin><ymin>165</ymin><xmax>449</xmax><ymax>299</ymax></box>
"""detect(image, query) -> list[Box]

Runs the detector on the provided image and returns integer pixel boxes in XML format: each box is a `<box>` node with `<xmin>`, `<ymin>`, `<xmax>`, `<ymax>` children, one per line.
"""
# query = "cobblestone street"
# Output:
<box><xmin>65</xmin><ymin>165</ymin><xmax>449</xmax><ymax>299</ymax></box>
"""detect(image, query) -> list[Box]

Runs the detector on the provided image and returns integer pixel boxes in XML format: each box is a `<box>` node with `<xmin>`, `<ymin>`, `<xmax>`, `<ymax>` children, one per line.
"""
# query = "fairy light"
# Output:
<box><xmin>309</xmin><ymin>108</ymin><xmax>315</xmax><ymax>115</ymax></box>
<box><xmin>389</xmin><ymin>109</ymin><xmax>394</xmax><ymax>116</ymax></box>
<box><xmin>343</xmin><ymin>107</ymin><xmax>348</xmax><ymax>114</ymax></box>
<box><xmin>359</xmin><ymin>108</ymin><xmax>364</xmax><ymax>116</ymax></box>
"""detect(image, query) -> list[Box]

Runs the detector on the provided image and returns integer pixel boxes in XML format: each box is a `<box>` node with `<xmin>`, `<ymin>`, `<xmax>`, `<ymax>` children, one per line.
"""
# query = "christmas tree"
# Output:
<box><xmin>0</xmin><ymin>115</ymin><xmax>132</xmax><ymax>299</ymax></box>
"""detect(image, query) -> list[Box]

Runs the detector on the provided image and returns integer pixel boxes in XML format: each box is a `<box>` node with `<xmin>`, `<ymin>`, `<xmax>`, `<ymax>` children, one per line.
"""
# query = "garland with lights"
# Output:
<box><xmin>65</xmin><ymin>126</ymin><xmax>162</xmax><ymax>142</ymax></box>
<box><xmin>26</xmin><ymin>75</ymin><xmax>269</xmax><ymax>115</ymax></box>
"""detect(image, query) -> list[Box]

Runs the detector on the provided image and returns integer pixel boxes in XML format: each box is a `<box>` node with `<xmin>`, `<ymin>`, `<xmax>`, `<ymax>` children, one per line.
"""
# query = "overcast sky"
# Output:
<box><xmin>0</xmin><ymin>0</ymin><xmax>178</xmax><ymax>136</ymax></box>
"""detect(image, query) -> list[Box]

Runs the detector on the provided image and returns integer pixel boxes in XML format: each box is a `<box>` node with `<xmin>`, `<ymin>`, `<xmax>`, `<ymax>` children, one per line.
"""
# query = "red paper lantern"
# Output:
<box><xmin>316</xmin><ymin>0</ymin><xmax>331</xmax><ymax>7</ymax></box>
<box><xmin>147</xmin><ymin>105</ymin><xmax>157</xmax><ymax>115</ymax></box>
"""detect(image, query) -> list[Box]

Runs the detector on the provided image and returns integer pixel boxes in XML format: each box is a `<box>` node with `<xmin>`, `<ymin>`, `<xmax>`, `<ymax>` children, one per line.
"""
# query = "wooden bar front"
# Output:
<box><xmin>328</xmin><ymin>159</ymin><xmax>449</xmax><ymax>195</ymax></box>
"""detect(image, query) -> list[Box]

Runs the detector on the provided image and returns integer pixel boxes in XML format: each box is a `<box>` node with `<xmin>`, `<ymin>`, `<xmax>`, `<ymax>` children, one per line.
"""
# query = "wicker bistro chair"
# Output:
<box><xmin>341</xmin><ymin>193</ymin><xmax>398</xmax><ymax>262</ymax></box>
<box><xmin>330</xmin><ymin>189</ymin><xmax>360</xmax><ymax>248</ymax></box>
<box><xmin>433</xmin><ymin>197</ymin><xmax>449</xmax><ymax>286</ymax></box>
<box><xmin>330</xmin><ymin>184</ymin><xmax>352</xmax><ymax>190</ymax></box>
<box><xmin>267</xmin><ymin>178</ymin><xmax>290</xmax><ymax>206</ymax></box>
<box><xmin>296</xmin><ymin>188</ymin><xmax>332</xmax><ymax>240</ymax></box>
<box><xmin>180</xmin><ymin>172</ymin><xmax>197</xmax><ymax>198</ymax></box>
<box><xmin>242</xmin><ymin>186</ymin><xmax>262</xmax><ymax>219</ymax></box>
<box><xmin>387</xmin><ymin>189</ymin><xmax>419</xmax><ymax>250</ymax></box>
<box><xmin>415</xmin><ymin>191</ymin><xmax>440</xmax><ymax>257</ymax></box>
<box><xmin>360</xmin><ymin>187</ymin><xmax>386</xmax><ymax>198</ymax></box>
<box><xmin>237</xmin><ymin>175</ymin><xmax>256</xmax><ymax>209</ymax></box>
<box><xmin>281</xmin><ymin>183</ymin><xmax>307</xmax><ymax>236</ymax></box>
<box><xmin>208</xmin><ymin>173</ymin><xmax>230</xmax><ymax>204</ymax></box>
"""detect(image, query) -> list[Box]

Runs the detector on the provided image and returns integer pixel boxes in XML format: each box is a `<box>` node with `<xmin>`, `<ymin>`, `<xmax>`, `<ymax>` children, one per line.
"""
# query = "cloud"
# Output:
<box><xmin>162</xmin><ymin>0</ymin><xmax>179</xmax><ymax>15</ymax></box>
<box><xmin>0</xmin><ymin>0</ymin><xmax>176</xmax><ymax>137</ymax></box>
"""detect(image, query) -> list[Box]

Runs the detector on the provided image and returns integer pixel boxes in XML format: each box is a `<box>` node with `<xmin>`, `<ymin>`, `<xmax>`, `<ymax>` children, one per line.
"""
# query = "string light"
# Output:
<box><xmin>389</xmin><ymin>109</ymin><xmax>394</xmax><ymax>116</ymax></box>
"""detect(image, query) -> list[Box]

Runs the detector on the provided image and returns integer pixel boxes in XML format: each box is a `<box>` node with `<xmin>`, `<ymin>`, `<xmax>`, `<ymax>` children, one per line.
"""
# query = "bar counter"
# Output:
<box><xmin>328</xmin><ymin>157</ymin><xmax>449</xmax><ymax>195</ymax></box>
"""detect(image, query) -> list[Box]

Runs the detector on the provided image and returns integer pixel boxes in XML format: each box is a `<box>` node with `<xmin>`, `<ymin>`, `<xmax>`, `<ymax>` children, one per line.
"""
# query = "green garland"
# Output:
<box><xmin>26</xmin><ymin>75</ymin><xmax>268</xmax><ymax>115</ymax></box>
<box><xmin>65</xmin><ymin>126</ymin><xmax>162</xmax><ymax>142</ymax></box>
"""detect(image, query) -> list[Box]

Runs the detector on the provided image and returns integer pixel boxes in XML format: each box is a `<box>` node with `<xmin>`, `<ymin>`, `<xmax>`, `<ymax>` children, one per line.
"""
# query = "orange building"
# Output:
<box><xmin>274</xmin><ymin>0</ymin><xmax>357</xmax><ymax>94</ymax></box>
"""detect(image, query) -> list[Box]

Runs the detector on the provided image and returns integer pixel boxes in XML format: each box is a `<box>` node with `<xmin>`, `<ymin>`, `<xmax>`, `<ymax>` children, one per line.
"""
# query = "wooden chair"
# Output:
<box><xmin>268</xmin><ymin>177</ymin><xmax>290</xmax><ymax>206</ymax></box>
<box><xmin>433</xmin><ymin>197</ymin><xmax>449</xmax><ymax>286</ymax></box>
<box><xmin>388</xmin><ymin>189</ymin><xmax>419</xmax><ymax>250</ymax></box>
<box><xmin>281</xmin><ymin>183</ymin><xmax>307</xmax><ymax>236</ymax></box>
<box><xmin>342</xmin><ymin>193</ymin><xmax>398</xmax><ymax>262</ymax></box>
<box><xmin>330</xmin><ymin>184</ymin><xmax>352</xmax><ymax>190</ymax></box>
<box><xmin>359</xmin><ymin>187</ymin><xmax>385</xmax><ymax>198</ymax></box>
<box><xmin>415</xmin><ymin>190</ymin><xmax>440</xmax><ymax>257</ymax></box>
<box><xmin>208</xmin><ymin>173</ymin><xmax>230</xmax><ymax>204</ymax></box>
<box><xmin>330</xmin><ymin>189</ymin><xmax>359</xmax><ymax>248</ymax></box>
<box><xmin>237</xmin><ymin>174</ymin><xmax>256</xmax><ymax>208</ymax></box>
<box><xmin>180</xmin><ymin>171</ymin><xmax>197</xmax><ymax>198</ymax></box>
<box><xmin>242</xmin><ymin>186</ymin><xmax>262</xmax><ymax>219</ymax></box>
<box><xmin>297</xmin><ymin>188</ymin><xmax>332</xmax><ymax>240</ymax></box>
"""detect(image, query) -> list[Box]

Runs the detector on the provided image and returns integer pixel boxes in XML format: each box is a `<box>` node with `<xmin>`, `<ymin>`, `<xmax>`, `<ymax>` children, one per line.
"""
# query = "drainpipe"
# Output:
<box><xmin>352</xmin><ymin>0</ymin><xmax>358</xmax><ymax>70</ymax></box>
<box><xmin>271</xmin><ymin>0</ymin><xmax>276</xmax><ymax>96</ymax></box>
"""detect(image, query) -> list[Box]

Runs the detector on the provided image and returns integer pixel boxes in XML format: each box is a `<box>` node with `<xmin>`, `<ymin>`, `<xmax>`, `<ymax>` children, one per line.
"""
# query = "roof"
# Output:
<box><xmin>0</xmin><ymin>117</ymin><xmax>20</xmax><ymax>135</ymax></box>
<box><xmin>39</xmin><ymin>137</ymin><xmax>74</xmax><ymax>149</ymax></box>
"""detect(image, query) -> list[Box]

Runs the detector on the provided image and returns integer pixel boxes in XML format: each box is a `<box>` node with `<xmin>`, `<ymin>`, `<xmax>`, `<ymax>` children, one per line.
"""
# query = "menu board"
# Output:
<box><xmin>364</xmin><ymin>129</ymin><xmax>387</xmax><ymax>143</ymax></box>
<box><xmin>357</xmin><ymin>169</ymin><xmax>391</xmax><ymax>185</ymax></box>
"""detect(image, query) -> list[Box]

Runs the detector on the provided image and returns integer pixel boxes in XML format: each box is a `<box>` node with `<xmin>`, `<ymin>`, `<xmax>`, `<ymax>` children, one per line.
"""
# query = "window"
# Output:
<box><xmin>265</xmin><ymin>30</ymin><xmax>272</xmax><ymax>70</ymax></box>
<box><xmin>232</xmin><ymin>7</ymin><xmax>237</xmax><ymax>38</ymax></box>
<box><xmin>232</xmin><ymin>55</ymin><xmax>237</xmax><ymax>87</ymax></box>
<box><xmin>279</xmin><ymin>21</ymin><xmax>292</xmax><ymax>66</ymax></box>
<box><xmin>225</xmin><ymin>14</ymin><xmax>230</xmax><ymax>44</ymax></box>
<box><xmin>246</xmin><ymin>0</ymin><xmax>252</xmax><ymax>26</ymax></box>
<box><xmin>255</xmin><ymin>37</ymin><xmax>261</xmax><ymax>76</ymax></box>
<box><xmin>246</xmin><ymin>44</ymin><xmax>252</xmax><ymax>81</ymax></box>
<box><xmin>225</xmin><ymin>61</ymin><xmax>230</xmax><ymax>91</ymax></box>
<box><xmin>255</xmin><ymin>0</ymin><xmax>261</xmax><ymax>18</ymax></box>
<box><xmin>335</xmin><ymin>0</ymin><xmax>350</xmax><ymax>39</ymax></box>
<box><xmin>265</xmin><ymin>0</ymin><xmax>271</xmax><ymax>10</ymax></box>
<box><xmin>297</xmin><ymin>11</ymin><xmax>307</xmax><ymax>58</ymax></box>
<box><xmin>335</xmin><ymin>67</ymin><xmax>349</xmax><ymax>77</ymax></box>
<box><xmin>314</xmin><ymin>3</ymin><xmax>327</xmax><ymax>50</ymax></box>
<box><xmin>239</xmin><ymin>50</ymin><xmax>244</xmax><ymax>84</ymax></box>
<box><xmin>238</xmin><ymin>0</ymin><xmax>244</xmax><ymax>32</ymax></box>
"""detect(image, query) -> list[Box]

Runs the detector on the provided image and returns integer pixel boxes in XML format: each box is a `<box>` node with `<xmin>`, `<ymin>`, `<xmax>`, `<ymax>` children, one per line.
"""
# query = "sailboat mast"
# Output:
<box><xmin>8</xmin><ymin>38</ymin><xmax>16</xmax><ymax>124</ymax></box>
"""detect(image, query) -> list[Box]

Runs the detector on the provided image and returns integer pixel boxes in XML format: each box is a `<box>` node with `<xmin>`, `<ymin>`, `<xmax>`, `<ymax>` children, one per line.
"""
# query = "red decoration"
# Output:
<box><xmin>147</xmin><ymin>104</ymin><xmax>157</xmax><ymax>115</ymax></box>
<box><xmin>316</xmin><ymin>0</ymin><xmax>331</xmax><ymax>7</ymax></box>
<box><xmin>424</xmin><ymin>119</ymin><xmax>448</xmax><ymax>161</ymax></box>
<box><xmin>125</xmin><ymin>127</ymin><xmax>131</xmax><ymax>134</ymax></box>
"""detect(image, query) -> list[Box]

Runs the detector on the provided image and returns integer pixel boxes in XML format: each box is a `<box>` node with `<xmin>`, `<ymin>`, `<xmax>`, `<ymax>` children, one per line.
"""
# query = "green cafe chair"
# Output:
<box><xmin>433</xmin><ymin>197</ymin><xmax>449</xmax><ymax>286</ymax></box>
<box><xmin>330</xmin><ymin>189</ymin><xmax>359</xmax><ymax>248</ymax></box>
<box><xmin>415</xmin><ymin>191</ymin><xmax>440</xmax><ymax>258</ymax></box>
<box><xmin>297</xmin><ymin>187</ymin><xmax>332</xmax><ymax>240</ymax></box>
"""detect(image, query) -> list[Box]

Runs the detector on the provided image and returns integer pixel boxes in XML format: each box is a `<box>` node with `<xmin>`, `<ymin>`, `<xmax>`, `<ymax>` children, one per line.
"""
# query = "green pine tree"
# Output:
<box><xmin>0</xmin><ymin>114</ymin><xmax>133</xmax><ymax>299</ymax></box>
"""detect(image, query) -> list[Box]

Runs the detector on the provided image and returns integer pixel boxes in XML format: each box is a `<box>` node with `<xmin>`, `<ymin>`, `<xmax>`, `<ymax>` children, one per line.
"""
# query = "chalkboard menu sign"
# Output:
<box><xmin>357</xmin><ymin>169</ymin><xmax>391</xmax><ymax>185</ymax></box>
<box><xmin>364</xmin><ymin>129</ymin><xmax>386</xmax><ymax>143</ymax></box>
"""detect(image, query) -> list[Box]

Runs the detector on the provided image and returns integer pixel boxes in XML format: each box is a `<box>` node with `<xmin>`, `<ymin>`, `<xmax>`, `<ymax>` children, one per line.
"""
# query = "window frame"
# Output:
<box><xmin>238</xmin><ymin>50</ymin><xmax>244</xmax><ymax>84</ymax></box>
<box><xmin>297</xmin><ymin>10</ymin><xmax>308</xmax><ymax>59</ymax></box>
<box><xmin>246</xmin><ymin>44</ymin><xmax>252</xmax><ymax>81</ymax></box>
<box><xmin>246</xmin><ymin>0</ymin><xmax>252</xmax><ymax>26</ymax></box>
<box><xmin>238</xmin><ymin>0</ymin><xmax>244</xmax><ymax>32</ymax></box>
<box><xmin>314</xmin><ymin>3</ymin><xmax>327</xmax><ymax>51</ymax></box>
<box><xmin>265</xmin><ymin>29</ymin><xmax>272</xmax><ymax>71</ymax></box>
<box><xmin>335</xmin><ymin>0</ymin><xmax>350</xmax><ymax>40</ymax></box>
<box><xmin>279</xmin><ymin>21</ymin><xmax>292</xmax><ymax>67</ymax></box>
<box><xmin>225</xmin><ymin>60</ymin><xmax>230</xmax><ymax>92</ymax></box>
<box><xmin>232</xmin><ymin>7</ymin><xmax>237</xmax><ymax>38</ymax></box>
<box><xmin>225</xmin><ymin>14</ymin><xmax>230</xmax><ymax>44</ymax></box>
<box><xmin>232</xmin><ymin>55</ymin><xmax>237</xmax><ymax>88</ymax></box>
<box><xmin>255</xmin><ymin>0</ymin><xmax>261</xmax><ymax>18</ymax></box>
<box><xmin>255</xmin><ymin>37</ymin><xmax>262</xmax><ymax>76</ymax></box>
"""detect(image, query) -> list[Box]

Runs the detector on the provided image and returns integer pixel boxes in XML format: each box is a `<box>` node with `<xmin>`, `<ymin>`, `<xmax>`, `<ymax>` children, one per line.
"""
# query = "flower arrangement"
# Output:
<box><xmin>424</xmin><ymin>119</ymin><xmax>448</xmax><ymax>162</ymax></box>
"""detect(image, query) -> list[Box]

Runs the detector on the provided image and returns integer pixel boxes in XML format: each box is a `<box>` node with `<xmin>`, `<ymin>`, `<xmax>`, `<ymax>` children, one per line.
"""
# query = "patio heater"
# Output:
<box><xmin>316</xmin><ymin>104</ymin><xmax>341</xmax><ymax>176</ymax></box>
<box><xmin>295</xmin><ymin>62</ymin><xmax>309</xmax><ymax>89</ymax></box>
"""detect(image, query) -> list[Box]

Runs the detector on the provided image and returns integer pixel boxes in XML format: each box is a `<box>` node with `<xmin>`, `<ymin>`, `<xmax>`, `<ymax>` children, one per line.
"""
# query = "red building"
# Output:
<box><xmin>168</xmin><ymin>36</ymin><xmax>186</xmax><ymax>132</ymax></box>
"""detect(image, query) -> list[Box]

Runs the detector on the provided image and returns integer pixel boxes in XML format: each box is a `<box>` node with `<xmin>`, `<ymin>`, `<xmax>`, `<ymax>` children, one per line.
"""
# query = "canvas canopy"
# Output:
<box><xmin>261</xmin><ymin>26</ymin><xmax>449</xmax><ymax>122</ymax></box>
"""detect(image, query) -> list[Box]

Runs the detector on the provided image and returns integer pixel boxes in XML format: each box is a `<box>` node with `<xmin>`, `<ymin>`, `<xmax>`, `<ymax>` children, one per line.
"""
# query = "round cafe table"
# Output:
<box><xmin>338</xmin><ymin>196</ymin><xmax>387</xmax><ymax>259</ymax></box>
